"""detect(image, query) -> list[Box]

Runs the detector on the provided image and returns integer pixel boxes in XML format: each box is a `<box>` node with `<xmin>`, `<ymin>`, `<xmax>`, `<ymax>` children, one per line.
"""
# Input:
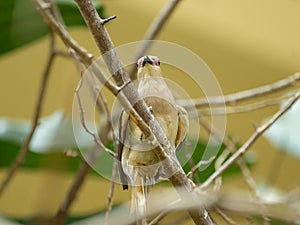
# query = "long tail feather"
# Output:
<box><xmin>131</xmin><ymin>171</ymin><xmax>156</xmax><ymax>225</ymax></box>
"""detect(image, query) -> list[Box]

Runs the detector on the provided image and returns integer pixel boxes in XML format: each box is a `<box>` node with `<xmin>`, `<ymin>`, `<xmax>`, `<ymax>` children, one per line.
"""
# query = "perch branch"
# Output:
<box><xmin>74</xmin><ymin>0</ymin><xmax>216</xmax><ymax>224</ymax></box>
<box><xmin>178</xmin><ymin>72</ymin><xmax>300</xmax><ymax>108</ymax></box>
<box><xmin>35</xmin><ymin>3</ymin><xmax>150</xmax><ymax>223</ymax></box>
<box><xmin>200</xmin><ymin>92</ymin><xmax>300</xmax><ymax>189</ymax></box>
<box><xmin>0</xmin><ymin>32</ymin><xmax>55</xmax><ymax>197</ymax></box>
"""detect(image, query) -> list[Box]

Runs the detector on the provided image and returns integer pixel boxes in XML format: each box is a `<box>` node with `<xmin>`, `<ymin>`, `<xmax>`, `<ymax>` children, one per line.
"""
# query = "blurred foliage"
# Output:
<box><xmin>181</xmin><ymin>140</ymin><xmax>256</xmax><ymax>182</ymax></box>
<box><xmin>264</xmin><ymin>98</ymin><xmax>300</xmax><ymax>157</ymax></box>
<box><xmin>0</xmin><ymin>0</ymin><xmax>104</xmax><ymax>55</ymax></box>
<box><xmin>14</xmin><ymin>210</ymin><xmax>105</xmax><ymax>225</ymax></box>
<box><xmin>0</xmin><ymin>139</ymin><xmax>81</xmax><ymax>172</ymax></box>
<box><xmin>0</xmin><ymin>136</ymin><xmax>255</xmax><ymax>180</ymax></box>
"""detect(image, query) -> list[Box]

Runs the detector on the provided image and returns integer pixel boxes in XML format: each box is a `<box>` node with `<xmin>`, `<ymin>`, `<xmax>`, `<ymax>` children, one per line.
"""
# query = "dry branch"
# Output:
<box><xmin>198</xmin><ymin>93</ymin><xmax>293</xmax><ymax>116</ymax></box>
<box><xmin>103</xmin><ymin>186</ymin><xmax>299</xmax><ymax>225</ymax></box>
<box><xmin>74</xmin><ymin>0</ymin><xmax>216</xmax><ymax>224</ymax></box>
<box><xmin>0</xmin><ymin>32</ymin><xmax>55</xmax><ymax>197</ymax></box>
<box><xmin>178</xmin><ymin>72</ymin><xmax>300</xmax><ymax>108</ymax></box>
<box><xmin>197</xmin><ymin>113</ymin><xmax>270</xmax><ymax>223</ymax></box>
<box><xmin>32</xmin><ymin>1</ymin><xmax>300</xmax><ymax>225</ymax></box>
<box><xmin>200</xmin><ymin>92</ymin><xmax>300</xmax><ymax>189</ymax></box>
<box><xmin>129</xmin><ymin>0</ymin><xmax>182</xmax><ymax>78</ymax></box>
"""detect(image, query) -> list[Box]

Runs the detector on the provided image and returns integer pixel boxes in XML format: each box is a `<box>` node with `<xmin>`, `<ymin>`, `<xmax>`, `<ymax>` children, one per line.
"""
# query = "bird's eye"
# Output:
<box><xmin>157</xmin><ymin>60</ymin><xmax>160</xmax><ymax>66</ymax></box>
<box><xmin>136</xmin><ymin>60</ymin><xmax>142</xmax><ymax>68</ymax></box>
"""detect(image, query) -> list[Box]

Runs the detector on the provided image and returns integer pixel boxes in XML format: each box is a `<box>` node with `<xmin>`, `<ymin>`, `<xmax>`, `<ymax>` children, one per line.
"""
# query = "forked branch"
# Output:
<box><xmin>200</xmin><ymin>92</ymin><xmax>300</xmax><ymax>189</ymax></box>
<box><xmin>74</xmin><ymin>0</ymin><xmax>215</xmax><ymax>224</ymax></box>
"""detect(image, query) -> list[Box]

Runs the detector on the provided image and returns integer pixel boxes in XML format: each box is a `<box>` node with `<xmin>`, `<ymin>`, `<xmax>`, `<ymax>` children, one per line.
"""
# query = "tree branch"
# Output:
<box><xmin>35</xmin><ymin>0</ymin><xmax>93</xmax><ymax>65</ymax></box>
<box><xmin>198</xmin><ymin>113</ymin><xmax>270</xmax><ymax>224</ymax></box>
<box><xmin>75</xmin><ymin>76</ymin><xmax>115</xmax><ymax>156</ymax></box>
<box><xmin>0</xmin><ymin>32</ymin><xmax>55</xmax><ymax>197</ymax></box>
<box><xmin>178</xmin><ymin>72</ymin><xmax>300</xmax><ymax>108</ymax></box>
<box><xmin>103</xmin><ymin>186</ymin><xmax>299</xmax><ymax>225</ymax></box>
<box><xmin>74</xmin><ymin>0</ymin><xmax>216</xmax><ymax>224</ymax></box>
<box><xmin>200</xmin><ymin>92</ymin><xmax>300</xmax><ymax>189</ymax></box>
<box><xmin>52</xmin><ymin>160</ymin><xmax>90</xmax><ymax>225</ymax></box>
<box><xmin>52</xmin><ymin>72</ymin><xmax>116</xmax><ymax>225</ymax></box>
<box><xmin>129</xmin><ymin>0</ymin><xmax>182</xmax><ymax>78</ymax></box>
<box><xmin>197</xmin><ymin>94</ymin><xmax>292</xmax><ymax>116</ymax></box>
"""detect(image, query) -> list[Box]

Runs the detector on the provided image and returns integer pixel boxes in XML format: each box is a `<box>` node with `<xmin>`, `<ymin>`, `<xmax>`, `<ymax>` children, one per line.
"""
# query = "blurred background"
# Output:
<box><xmin>0</xmin><ymin>0</ymin><xmax>300</xmax><ymax>224</ymax></box>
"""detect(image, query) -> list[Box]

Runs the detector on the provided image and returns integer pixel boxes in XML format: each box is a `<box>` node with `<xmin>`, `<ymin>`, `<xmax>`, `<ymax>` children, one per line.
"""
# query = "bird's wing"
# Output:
<box><xmin>117</xmin><ymin>109</ymin><xmax>130</xmax><ymax>190</ymax></box>
<box><xmin>175</xmin><ymin>105</ymin><xmax>189</xmax><ymax>151</ymax></box>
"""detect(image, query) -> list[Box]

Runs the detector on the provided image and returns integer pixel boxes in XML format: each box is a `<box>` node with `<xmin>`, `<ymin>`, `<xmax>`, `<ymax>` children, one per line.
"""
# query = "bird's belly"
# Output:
<box><xmin>127</xmin><ymin>149</ymin><xmax>159</xmax><ymax>166</ymax></box>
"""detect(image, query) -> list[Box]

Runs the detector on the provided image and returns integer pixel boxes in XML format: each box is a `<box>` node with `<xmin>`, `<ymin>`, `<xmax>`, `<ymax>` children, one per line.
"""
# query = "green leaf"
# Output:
<box><xmin>52</xmin><ymin>0</ymin><xmax>104</xmax><ymax>27</ymax></box>
<box><xmin>181</xmin><ymin>140</ymin><xmax>256</xmax><ymax>182</ymax></box>
<box><xmin>0</xmin><ymin>0</ymin><xmax>104</xmax><ymax>55</ymax></box>
<box><xmin>0</xmin><ymin>139</ymin><xmax>82</xmax><ymax>172</ymax></box>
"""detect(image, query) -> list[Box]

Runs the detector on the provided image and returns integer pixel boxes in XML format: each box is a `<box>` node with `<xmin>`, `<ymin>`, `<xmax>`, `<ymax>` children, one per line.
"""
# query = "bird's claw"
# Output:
<box><xmin>148</xmin><ymin>106</ymin><xmax>153</xmax><ymax>114</ymax></box>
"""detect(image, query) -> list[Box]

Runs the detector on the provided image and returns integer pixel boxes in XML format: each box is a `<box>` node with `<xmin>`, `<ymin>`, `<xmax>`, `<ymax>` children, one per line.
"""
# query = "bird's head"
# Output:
<box><xmin>136</xmin><ymin>55</ymin><xmax>162</xmax><ymax>79</ymax></box>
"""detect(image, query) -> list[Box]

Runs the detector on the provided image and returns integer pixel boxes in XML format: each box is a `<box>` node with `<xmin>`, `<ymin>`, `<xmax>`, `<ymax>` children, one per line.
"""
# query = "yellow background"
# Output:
<box><xmin>0</xmin><ymin>0</ymin><xmax>300</xmax><ymax>223</ymax></box>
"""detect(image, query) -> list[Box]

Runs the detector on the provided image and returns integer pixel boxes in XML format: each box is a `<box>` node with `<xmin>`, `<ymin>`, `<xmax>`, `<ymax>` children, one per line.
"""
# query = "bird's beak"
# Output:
<box><xmin>141</xmin><ymin>56</ymin><xmax>154</xmax><ymax>67</ymax></box>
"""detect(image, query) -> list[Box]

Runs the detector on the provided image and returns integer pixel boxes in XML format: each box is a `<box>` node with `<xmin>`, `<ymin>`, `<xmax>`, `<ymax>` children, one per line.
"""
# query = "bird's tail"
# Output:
<box><xmin>131</xmin><ymin>173</ymin><xmax>154</xmax><ymax>225</ymax></box>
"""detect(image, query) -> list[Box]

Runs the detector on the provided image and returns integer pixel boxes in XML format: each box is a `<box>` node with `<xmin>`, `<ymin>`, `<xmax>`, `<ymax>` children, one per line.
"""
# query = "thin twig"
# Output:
<box><xmin>197</xmin><ymin>115</ymin><xmax>264</xmax><ymax>219</ymax></box>
<box><xmin>215</xmin><ymin>207</ymin><xmax>239</xmax><ymax>225</ymax></box>
<box><xmin>198</xmin><ymin>94</ymin><xmax>292</xmax><ymax>116</ymax></box>
<box><xmin>213</xmin><ymin>149</ymin><xmax>226</xmax><ymax>192</ymax></box>
<box><xmin>35</xmin><ymin>0</ymin><xmax>93</xmax><ymax>65</ymax></box>
<box><xmin>52</xmin><ymin>80</ymin><xmax>114</xmax><ymax>225</ymax></box>
<box><xmin>52</xmin><ymin>113</ymin><xmax>110</xmax><ymax>225</ymax></box>
<box><xmin>75</xmin><ymin>75</ymin><xmax>115</xmax><ymax>156</ymax></box>
<box><xmin>148</xmin><ymin>199</ymin><xmax>181</xmax><ymax>225</ymax></box>
<box><xmin>74</xmin><ymin>0</ymin><xmax>178</xmax><ymax>190</ymax></box>
<box><xmin>52</xmin><ymin>160</ymin><xmax>91</xmax><ymax>225</ymax></box>
<box><xmin>198</xmin><ymin>116</ymin><xmax>259</xmax><ymax>197</ymax></box>
<box><xmin>200</xmin><ymin>92</ymin><xmax>300</xmax><ymax>189</ymax></box>
<box><xmin>0</xmin><ymin>32</ymin><xmax>55</xmax><ymax>197</ymax></box>
<box><xmin>104</xmin><ymin>156</ymin><xmax>118</xmax><ymax>225</ymax></box>
<box><xmin>99</xmin><ymin>88</ymin><xmax>119</xmax><ymax>225</ymax></box>
<box><xmin>105</xmin><ymin>186</ymin><xmax>299</xmax><ymax>225</ymax></box>
<box><xmin>36</xmin><ymin>0</ymin><xmax>120</xmax><ymax>97</ymax></box>
<box><xmin>52</xmin><ymin>74</ymin><xmax>115</xmax><ymax>225</ymax></box>
<box><xmin>178</xmin><ymin>72</ymin><xmax>300</xmax><ymax>108</ymax></box>
<box><xmin>129</xmin><ymin>0</ymin><xmax>182</xmax><ymax>78</ymax></box>
<box><xmin>187</xmin><ymin>156</ymin><xmax>216</xmax><ymax>179</ymax></box>
<box><xmin>74</xmin><ymin>1</ymin><xmax>216</xmax><ymax>224</ymax></box>
<box><xmin>185</xmin><ymin>141</ymin><xmax>200</xmax><ymax>183</ymax></box>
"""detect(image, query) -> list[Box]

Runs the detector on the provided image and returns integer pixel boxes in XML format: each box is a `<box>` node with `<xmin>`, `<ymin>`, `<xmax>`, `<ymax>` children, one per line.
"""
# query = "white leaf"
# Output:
<box><xmin>264</xmin><ymin>98</ymin><xmax>300</xmax><ymax>157</ymax></box>
<box><xmin>0</xmin><ymin>215</ymin><xmax>23</xmax><ymax>225</ymax></box>
<box><xmin>0</xmin><ymin>110</ymin><xmax>94</xmax><ymax>153</ymax></box>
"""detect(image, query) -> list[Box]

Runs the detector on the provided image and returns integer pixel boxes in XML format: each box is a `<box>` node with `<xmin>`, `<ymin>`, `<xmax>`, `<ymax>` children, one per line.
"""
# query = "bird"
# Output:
<box><xmin>117</xmin><ymin>55</ymin><xmax>189</xmax><ymax>224</ymax></box>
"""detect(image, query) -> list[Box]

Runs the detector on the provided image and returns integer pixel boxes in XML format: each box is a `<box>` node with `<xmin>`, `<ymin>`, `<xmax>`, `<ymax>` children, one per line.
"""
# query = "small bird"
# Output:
<box><xmin>118</xmin><ymin>55</ymin><xmax>189</xmax><ymax>224</ymax></box>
